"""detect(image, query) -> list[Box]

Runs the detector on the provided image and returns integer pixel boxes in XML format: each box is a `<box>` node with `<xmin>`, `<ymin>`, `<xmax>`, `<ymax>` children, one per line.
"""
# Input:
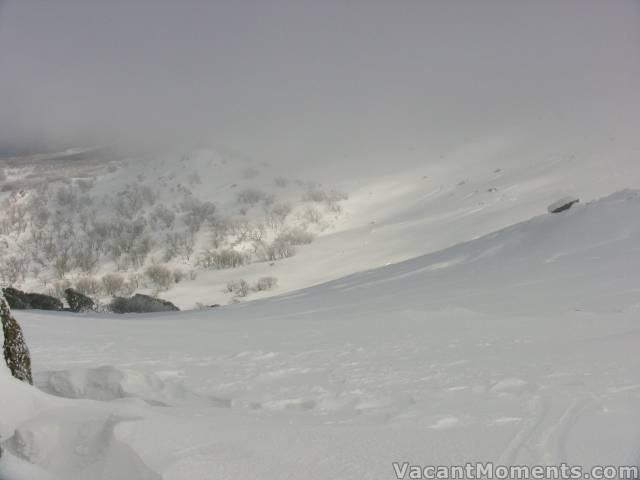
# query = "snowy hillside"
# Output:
<box><xmin>3</xmin><ymin>189</ymin><xmax>640</xmax><ymax>479</ymax></box>
<box><xmin>2</xmin><ymin>1</ymin><xmax>640</xmax><ymax>478</ymax></box>
<box><xmin>2</xmin><ymin>140</ymin><xmax>639</xmax><ymax>310</ymax></box>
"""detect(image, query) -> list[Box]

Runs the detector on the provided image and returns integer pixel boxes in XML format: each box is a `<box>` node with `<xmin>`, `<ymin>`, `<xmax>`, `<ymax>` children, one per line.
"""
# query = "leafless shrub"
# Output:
<box><xmin>74</xmin><ymin>276</ymin><xmax>102</xmax><ymax>297</ymax></box>
<box><xmin>325</xmin><ymin>199</ymin><xmax>343</xmax><ymax>214</ymax></box>
<box><xmin>88</xmin><ymin>219</ymin><xmax>112</xmax><ymax>251</ymax></box>
<box><xmin>48</xmin><ymin>279</ymin><xmax>71</xmax><ymax>300</ymax></box>
<box><xmin>262</xmin><ymin>193</ymin><xmax>276</xmax><ymax>207</ymax></box>
<box><xmin>180</xmin><ymin>197</ymin><xmax>217</xmax><ymax>233</ymax></box>
<box><xmin>227</xmin><ymin>218</ymin><xmax>254</xmax><ymax>244</ymax></box>
<box><xmin>144</xmin><ymin>264</ymin><xmax>174</xmax><ymax>291</ymax></box>
<box><xmin>301</xmin><ymin>206</ymin><xmax>323</xmax><ymax>224</ymax></box>
<box><xmin>102</xmin><ymin>273</ymin><xmax>125</xmax><ymax>296</ymax></box>
<box><xmin>302</xmin><ymin>186</ymin><xmax>348</xmax><ymax>203</ymax></box>
<box><xmin>28</xmin><ymin>200</ymin><xmax>50</xmax><ymax>230</ymax></box>
<box><xmin>1</xmin><ymin>256</ymin><xmax>28</xmax><ymax>285</ymax></box>
<box><xmin>237</xmin><ymin>188</ymin><xmax>267</xmax><ymax>206</ymax></box>
<box><xmin>273</xmin><ymin>238</ymin><xmax>296</xmax><ymax>259</ymax></box>
<box><xmin>129</xmin><ymin>236</ymin><xmax>153</xmax><ymax>269</ymax></box>
<box><xmin>242</xmin><ymin>167</ymin><xmax>260</xmax><ymax>179</ymax></box>
<box><xmin>114</xmin><ymin>182</ymin><xmax>156</xmax><ymax>219</ymax></box>
<box><xmin>121</xmin><ymin>275</ymin><xmax>139</xmax><ymax>296</ymax></box>
<box><xmin>105</xmin><ymin>217</ymin><xmax>151</xmax><ymax>267</ymax></box>
<box><xmin>164</xmin><ymin>231</ymin><xmax>195</xmax><ymax>262</ymax></box>
<box><xmin>76</xmin><ymin>178</ymin><xmax>95</xmax><ymax>193</ymax></box>
<box><xmin>1</xmin><ymin>195</ymin><xmax>28</xmax><ymax>235</ymax></box>
<box><xmin>172</xmin><ymin>269</ymin><xmax>185</xmax><ymax>283</ymax></box>
<box><xmin>78</xmin><ymin>211</ymin><xmax>91</xmax><ymax>231</ymax></box>
<box><xmin>74</xmin><ymin>245</ymin><xmax>100</xmax><ymax>273</ymax></box>
<box><xmin>52</xmin><ymin>246</ymin><xmax>74</xmax><ymax>278</ymax></box>
<box><xmin>277</xmin><ymin>228</ymin><xmax>314</xmax><ymax>246</ymax></box>
<box><xmin>273</xmin><ymin>176</ymin><xmax>288</xmax><ymax>188</ymax></box>
<box><xmin>245</xmin><ymin>222</ymin><xmax>266</xmax><ymax>243</ymax></box>
<box><xmin>197</xmin><ymin>248</ymin><xmax>249</xmax><ymax>269</ymax></box>
<box><xmin>255</xmin><ymin>238</ymin><xmax>296</xmax><ymax>262</ymax></box>
<box><xmin>207</xmin><ymin>216</ymin><xmax>232</xmax><ymax>248</ymax></box>
<box><xmin>55</xmin><ymin>185</ymin><xmax>79</xmax><ymax>210</ymax></box>
<box><xmin>265</xmin><ymin>202</ymin><xmax>292</xmax><ymax>231</ymax></box>
<box><xmin>150</xmin><ymin>204</ymin><xmax>176</xmax><ymax>229</ymax></box>
<box><xmin>253</xmin><ymin>276</ymin><xmax>278</xmax><ymax>292</ymax></box>
<box><xmin>226</xmin><ymin>279</ymin><xmax>250</xmax><ymax>297</ymax></box>
<box><xmin>187</xmin><ymin>171</ymin><xmax>202</xmax><ymax>185</ymax></box>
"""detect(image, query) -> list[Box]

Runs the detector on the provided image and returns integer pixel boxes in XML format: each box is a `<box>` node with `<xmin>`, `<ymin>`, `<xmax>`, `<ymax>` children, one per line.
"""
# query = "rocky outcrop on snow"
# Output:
<box><xmin>547</xmin><ymin>196</ymin><xmax>579</xmax><ymax>213</ymax></box>
<box><xmin>2</xmin><ymin>287</ymin><xmax>63</xmax><ymax>311</ymax></box>
<box><xmin>109</xmin><ymin>294</ymin><xmax>179</xmax><ymax>313</ymax></box>
<box><xmin>2</xmin><ymin>287</ymin><xmax>31</xmax><ymax>310</ymax></box>
<box><xmin>64</xmin><ymin>288</ymin><xmax>94</xmax><ymax>313</ymax></box>
<box><xmin>1</xmin><ymin>292</ymin><xmax>32</xmax><ymax>384</ymax></box>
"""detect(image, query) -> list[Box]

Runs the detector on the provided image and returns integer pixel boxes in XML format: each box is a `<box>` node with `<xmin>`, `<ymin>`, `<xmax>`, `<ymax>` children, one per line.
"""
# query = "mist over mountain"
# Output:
<box><xmin>1</xmin><ymin>0</ymin><xmax>639</xmax><ymax>169</ymax></box>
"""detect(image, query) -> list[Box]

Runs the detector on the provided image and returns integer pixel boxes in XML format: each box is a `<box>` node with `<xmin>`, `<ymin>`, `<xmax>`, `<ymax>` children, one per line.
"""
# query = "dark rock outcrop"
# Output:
<box><xmin>547</xmin><ymin>196</ymin><xmax>579</xmax><ymax>214</ymax></box>
<box><xmin>109</xmin><ymin>294</ymin><xmax>179</xmax><ymax>314</ymax></box>
<box><xmin>2</xmin><ymin>287</ymin><xmax>31</xmax><ymax>309</ymax></box>
<box><xmin>2</xmin><ymin>287</ymin><xmax>63</xmax><ymax>311</ymax></box>
<box><xmin>1</xmin><ymin>292</ymin><xmax>33</xmax><ymax>384</ymax></box>
<box><xmin>64</xmin><ymin>288</ymin><xmax>95</xmax><ymax>313</ymax></box>
<box><xmin>26</xmin><ymin>292</ymin><xmax>63</xmax><ymax>311</ymax></box>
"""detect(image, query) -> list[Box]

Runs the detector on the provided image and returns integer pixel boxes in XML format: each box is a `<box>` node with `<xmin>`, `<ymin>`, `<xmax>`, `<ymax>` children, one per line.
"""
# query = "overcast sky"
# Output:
<box><xmin>0</xmin><ymin>1</ymin><xmax>638</xmax><ymax>163</ymax></box>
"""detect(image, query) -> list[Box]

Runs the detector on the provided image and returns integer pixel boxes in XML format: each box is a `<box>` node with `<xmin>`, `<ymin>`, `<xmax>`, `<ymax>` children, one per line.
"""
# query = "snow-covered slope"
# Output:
<box><xmin>3</xmin><ymin>137</ymin><xmax>640</xmax><ymax>310</ymax></box>
<box><xmin>141</xmin><ymin>142</ymin><xmax>640</xmax><ymax>308</ymax></box>
<box><xmin>4</xmin><ymin>189</ymin><xmax>640</xmax><ymax>479</ymax></box>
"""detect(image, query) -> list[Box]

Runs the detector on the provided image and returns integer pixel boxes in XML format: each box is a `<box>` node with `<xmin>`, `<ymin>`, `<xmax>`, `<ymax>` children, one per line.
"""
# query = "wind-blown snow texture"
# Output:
<box><xmin>3</xmin><ymin>188</ymin><xmax>640</xmax><ymax>479</ymax></box>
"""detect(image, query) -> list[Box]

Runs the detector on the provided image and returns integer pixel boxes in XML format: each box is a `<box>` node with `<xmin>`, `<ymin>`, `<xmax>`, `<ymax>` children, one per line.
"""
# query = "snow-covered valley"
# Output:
<box><xmin>2</xmin><ymin>2</ymin><xmax>640</xmax><ymax>478</ymax></box>
<box><xmin>3</xmin><ymin>179</ymin><xmax>640</xmax><ymax>479</ymax></box>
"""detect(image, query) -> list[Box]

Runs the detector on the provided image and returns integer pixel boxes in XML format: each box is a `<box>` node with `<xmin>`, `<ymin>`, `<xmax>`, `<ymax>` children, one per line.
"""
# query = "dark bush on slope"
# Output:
<box><xmin>109</xmin><ymin>294</ymin><xmax>179</xmax><ymax>313</ymax></box>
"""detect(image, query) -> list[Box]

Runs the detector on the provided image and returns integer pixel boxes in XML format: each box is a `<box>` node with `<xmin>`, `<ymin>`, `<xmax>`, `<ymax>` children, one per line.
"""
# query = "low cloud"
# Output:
<box><xmin>0</xmin><ymin>0</ymin><xmax>638</xmax><ymax>164</ymax></box>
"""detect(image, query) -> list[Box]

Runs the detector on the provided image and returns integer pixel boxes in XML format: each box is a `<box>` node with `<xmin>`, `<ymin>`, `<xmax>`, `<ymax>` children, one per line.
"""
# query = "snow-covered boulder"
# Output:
<box><xmin>547</xmin><ymin>196</ymin><xmax>579</xmax><ymax>213</ymax></box>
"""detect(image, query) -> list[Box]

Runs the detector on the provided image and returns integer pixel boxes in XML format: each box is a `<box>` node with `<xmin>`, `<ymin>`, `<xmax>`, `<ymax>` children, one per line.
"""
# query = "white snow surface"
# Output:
<box><xmin>3</xmin><ymin>186</ymin><xmax>640</xmax><ymax>479</ymax></box>
<box><xmin>162</xmin><ymin>145</ymin><xmax>640</xmax><ymax>308</ymax></box>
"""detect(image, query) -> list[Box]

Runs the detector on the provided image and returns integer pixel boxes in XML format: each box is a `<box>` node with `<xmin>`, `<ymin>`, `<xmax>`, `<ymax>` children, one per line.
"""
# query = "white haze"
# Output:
<box><xmin>0</xmin><ymin>0</ymin><xmax>639</xmax><ymax>170</ymax></box>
